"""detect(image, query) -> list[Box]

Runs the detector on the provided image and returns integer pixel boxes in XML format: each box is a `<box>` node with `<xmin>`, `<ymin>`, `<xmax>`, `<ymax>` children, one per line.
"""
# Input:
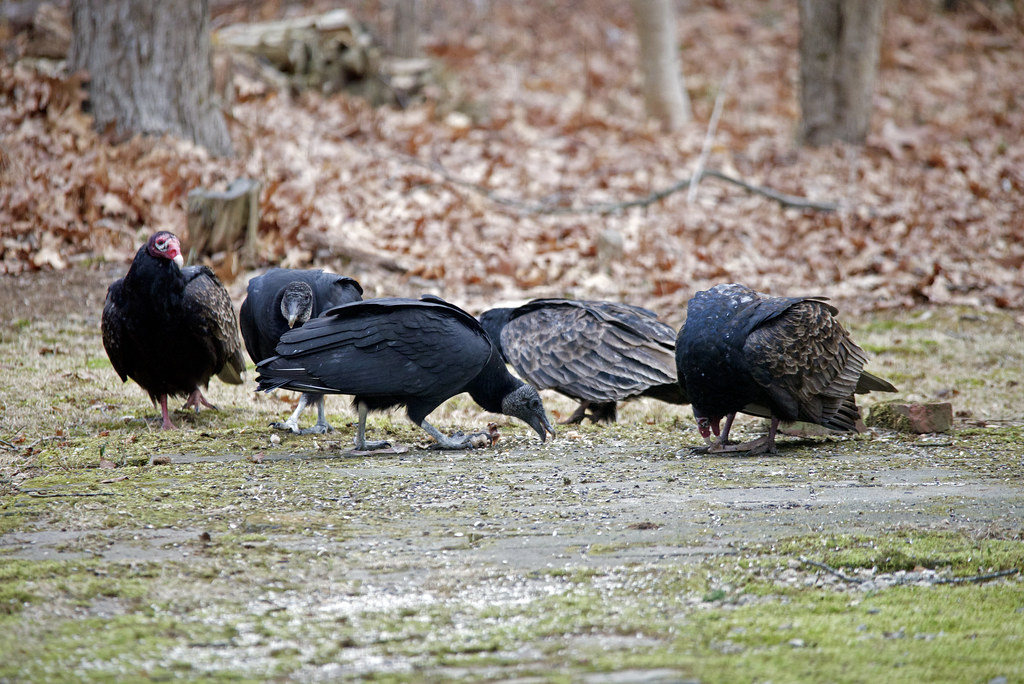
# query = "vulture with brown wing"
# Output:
<box><xmin>675</xmin><ymin>283</ymin><xmax>896</xmax><ymax>454</ymax></box>
<box><xmin>479</xmin><ymin>299</ymin><xmax>687</xmax><ymax>424</ymax></box>
<box><xmin>102</xmin><ymin>232</ymin><xmax>245</xmax><ymax>429</ymax></box>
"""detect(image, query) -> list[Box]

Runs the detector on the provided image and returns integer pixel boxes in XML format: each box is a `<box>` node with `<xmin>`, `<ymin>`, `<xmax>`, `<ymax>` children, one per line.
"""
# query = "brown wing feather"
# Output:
<box><xmin>503</xmin><ymin>306</ymin><xmax>677</xmax><ymax>403</ymax></box>
<box><xmin>744</xmin><ymin>301</ymin><xmax>868</xmax><ymax>430</ymax></box>
<box><xmin>183</xmin><ymin>268</ymin><xmax>245</xmax><ymax>384</ymax></box>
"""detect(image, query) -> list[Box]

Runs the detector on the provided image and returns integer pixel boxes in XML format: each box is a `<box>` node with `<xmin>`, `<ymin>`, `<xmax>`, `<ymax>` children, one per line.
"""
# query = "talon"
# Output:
<box><xmin>270</xmin><ymin>421</ymin><xmax>301</xmax><ymax>435</ymax></box>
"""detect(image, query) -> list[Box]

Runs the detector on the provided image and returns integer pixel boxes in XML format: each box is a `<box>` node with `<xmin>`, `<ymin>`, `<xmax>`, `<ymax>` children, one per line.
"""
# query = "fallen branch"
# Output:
<box><xmin>22</xmin><ymin>435</ymin><xmax>65</xmax><ymax>450</ymax></box>
<box><xmin>934</xmin><ymin>568</ymin><xmax>1020</xmax><ymax>585</ymax></box>
<box><xmin>398</xmin><ymin>153</ymin><xmax>839</xmax><ymax>215</ymax></box>
<box><xmin>24</xmin><ymin>490</ymin><xmax>116</xmax><ymax>498</ymax></box>
<box><xmin>702</xmin><ymin>170</ymin><xmax>840</xmax><ymax>212</ymax></box>
<box><xmin>799</xmin><ymin>556</ymin><xmax>864</xmax><ymax>583</ymax></box>
<box><xmin>800</xmin><ymin>557</ymin><xmax>1021</xmax><ymax>586</ymax></box>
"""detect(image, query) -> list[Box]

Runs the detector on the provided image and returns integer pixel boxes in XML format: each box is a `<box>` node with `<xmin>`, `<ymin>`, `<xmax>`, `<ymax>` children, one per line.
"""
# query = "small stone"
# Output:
<box><xmin>789</xmin><ymin>638</ymin><xmax>805</xmax><ymax>648</ymax></box>
<box><xmin>865</xmin><ymin>402</ymin><xmax>953</xmax><ymax>434</ymax></box>
<box><xmin>269</xmin><ymin>433</ymin><xmax>281</xmax><ymax>445</ymax></box>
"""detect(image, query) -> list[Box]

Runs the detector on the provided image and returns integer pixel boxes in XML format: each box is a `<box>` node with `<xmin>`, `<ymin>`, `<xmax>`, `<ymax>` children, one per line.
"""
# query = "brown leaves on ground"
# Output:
<box><xmin>1</xmin><ymin>0</ymin><xmax>1021</xmax><ymax>320</ymax></box>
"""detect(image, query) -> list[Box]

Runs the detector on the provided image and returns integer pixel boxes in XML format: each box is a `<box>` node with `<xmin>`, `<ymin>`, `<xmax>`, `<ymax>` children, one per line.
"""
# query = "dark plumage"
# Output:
<box><xmin>479</xmin><ymin>299</ymin><xmax>687</xmax><ymax>424</ymax></box>
<box><xmin>239</xmin><ymin>268</ymin><xmax>363</xmax><ymax>434</ymax></box>
<box><xmin>676</xmin><ymin>283</ymin><xmax>897</xmax><ymax>454</ymax></box>
<box><xmin>101</xmin><ymin>231</ymin><xmax>245</xmax><ymax>430</ymax></box>
<box><xmin>256</xmin><ymin>296</ymin><xmax>556</xmax><ymax>450</ymax></box>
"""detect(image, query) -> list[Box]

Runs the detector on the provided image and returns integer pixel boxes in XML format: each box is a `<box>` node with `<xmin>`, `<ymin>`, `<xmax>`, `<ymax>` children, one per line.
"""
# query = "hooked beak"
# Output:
<box><xmin>533</xmin><ymin>413</ymin><xmax>556</xmax><ymax>443</ymax></box>
<box><xmin>172</xmin><ymin>254</ymin><xmax>184</xmax><ymax>268</ymax></box>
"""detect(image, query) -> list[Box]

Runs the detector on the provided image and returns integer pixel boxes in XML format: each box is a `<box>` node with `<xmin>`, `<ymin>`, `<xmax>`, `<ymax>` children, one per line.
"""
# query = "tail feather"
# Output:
<box><xmin>856</xmin><ymin>370</ymin><xmax>898</xmax><ymax>394</ymax></box>
<box><xmin>217</xmin><ymin>350</ymin><xmax>246</xmax><ymax>385</ymax></box>
<box><xmin>256</xmin><ymin>356</ymin><xmax>332</xmax><ymax>394</ymax></box>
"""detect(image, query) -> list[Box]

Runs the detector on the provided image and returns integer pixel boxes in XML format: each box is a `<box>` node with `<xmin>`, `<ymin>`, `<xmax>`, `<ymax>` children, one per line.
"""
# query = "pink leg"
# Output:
<box><xmin>182</xmin><ymin>389</ymin><xmax>217</xmax><ymax>413</ymax></box>
<box><xmin>159</xmin><ymin>395</ymin><xmax>176</xmax><ymax>430</ymax></box>
<box><xmin>719</xmin><ymin>413</ymin><xmax>737</xmax><ymax>444</ymax></box>
<box><xmin>709</xmin><ymin>417</ymin><xmax>780</xmax><ymax>455</ymax></box>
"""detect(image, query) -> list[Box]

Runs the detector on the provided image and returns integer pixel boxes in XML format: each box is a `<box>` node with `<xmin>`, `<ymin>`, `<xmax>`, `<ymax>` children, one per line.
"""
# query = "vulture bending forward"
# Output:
<box><xmin>676</xmin><ymin>283</ymin><xmax>897</xmax><ymax>455</ymax></box>
<box><xmin>239</xmin><ymin>268</ymin><xmax>363</xmax><ymax>434</ymax></box>
<box><xmin>256</xmin><ymin>296</ymin><xmax>556</xmax><ymax>450</ymax></box>
<box><xmin>101</xmin><ymin>232</ymin><xmax>246</xmax><ymax>430</ymax></box>
<box><xmin>479</xmin><ymin>299</ymin><xmax>687</xmax><ymax>424</ymax></box>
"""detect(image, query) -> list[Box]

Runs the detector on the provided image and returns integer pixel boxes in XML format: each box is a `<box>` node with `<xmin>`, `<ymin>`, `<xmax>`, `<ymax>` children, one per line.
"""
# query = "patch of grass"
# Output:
<box><xmin>862</xmin><ymin>340</ymin><xmax>939</xmax><ymax>357</ymax></box>
<box><xmin>774</xmin><ymin>529</ymin><xmax>1024</xmax><ymax>576</ymax></box>
<box><xmin>3</xmin><ymin>284</ymin><xmax>1024</xmax><ymax>682</ymax></box>
<box><xmin>644</xmin><ymin>584</ymin><xmax>1022</xmax><ymax>684</ymax></box>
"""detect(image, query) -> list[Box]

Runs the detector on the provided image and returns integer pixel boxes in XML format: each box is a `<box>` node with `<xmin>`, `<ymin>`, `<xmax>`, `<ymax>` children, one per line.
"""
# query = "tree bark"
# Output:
<box><xmin>798</xmin><ymin>0</ymin><xmax>884</xmax><ymax>146</ymax></box>
<box><xmin>68</xmin><ymin>0</ymin><xmax>232</xmax><ymax>156</ymax></box>
<box><xmin>391</xmin><ymin>0</ymin><xmax>420</xmax><ymax>59</ymax></box>
<box><xmin>631</xmin><ymin>0</ymin><xmax>691</xmax><ymax>131</ymax></box>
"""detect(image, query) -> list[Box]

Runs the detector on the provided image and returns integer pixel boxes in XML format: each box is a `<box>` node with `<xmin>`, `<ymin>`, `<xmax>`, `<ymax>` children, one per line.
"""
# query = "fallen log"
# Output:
<box><xmin>214</xmin><ymin>9</ymin><xmax>379</xmax><ymax>94</ymax></box>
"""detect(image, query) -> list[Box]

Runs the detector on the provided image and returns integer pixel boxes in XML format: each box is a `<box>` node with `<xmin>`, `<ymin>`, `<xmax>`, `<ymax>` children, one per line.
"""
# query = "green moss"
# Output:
<box><xmin>0</xmin><ymin>586</ymin><xmax>37</xmax><ymax>614</ymax></box>
<box><xmin>862</xmin><ymin>340</ymin><xmax>940</xmax><ymax>357</ymax></box>
<box><xmin>859</xmin><ymin>318</ymin><xmax>936</xmax><ymax>334</ymax></box>
<box><xmin>775</xmin><ymin>530</ymin><xmax>1024</xmax><ymax>576</ymax></box>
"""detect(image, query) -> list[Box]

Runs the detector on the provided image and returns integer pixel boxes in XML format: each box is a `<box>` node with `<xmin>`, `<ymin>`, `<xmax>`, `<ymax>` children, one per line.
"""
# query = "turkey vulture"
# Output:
<box><xmin>256</xmin><ymin>296</ymin><xmax>556</xmax><ymax>450</ymax></box>
<box><xmin>479</xmin><ymin>299</ymin><xmax>687</xmax><ymax>424</ymax></box>
<box><xmin>676</xmin><ymin>283</ymin><xmax>897</xmax><ymax>454</ymax></box>
<box><xmin>239</xmin><ymin>268</ymin><xmax>363</xmax><ymax>434</ymax></box>
<box><xmin>101</xmin><ymin>231</ymin><xmax>246</xmax><ymax>430</ymax></box>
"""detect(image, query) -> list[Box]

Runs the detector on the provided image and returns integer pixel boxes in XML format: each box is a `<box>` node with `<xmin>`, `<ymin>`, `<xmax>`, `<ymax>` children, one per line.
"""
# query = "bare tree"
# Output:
<box><xmin>631</xmin><ymin>0</ymin><xmax>691</xmax><ymax>131</ymax></box>
<box><xmin>798</xmin><ymin>0</ymin><xmax>884</xmax><ymax>146</ymax></box>
<box><xmin>69</xmin><ymin>0</ymin><xmax>232</xmax><ymax>156</ymax></box>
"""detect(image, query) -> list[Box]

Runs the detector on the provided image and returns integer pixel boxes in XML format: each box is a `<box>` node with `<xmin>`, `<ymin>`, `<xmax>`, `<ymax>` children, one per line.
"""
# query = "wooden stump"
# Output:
<box><xmin>186</xmin><ymin>178</ymin><xmax>261</xmax><ymax>273</ymax></box>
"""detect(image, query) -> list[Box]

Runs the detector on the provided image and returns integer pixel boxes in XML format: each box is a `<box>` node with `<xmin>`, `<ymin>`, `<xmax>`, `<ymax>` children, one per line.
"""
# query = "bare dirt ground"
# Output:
<box><xmin>1</xmin><ymin>269</ymin><xmax>1022</xmax><ymax>683</ymax></box>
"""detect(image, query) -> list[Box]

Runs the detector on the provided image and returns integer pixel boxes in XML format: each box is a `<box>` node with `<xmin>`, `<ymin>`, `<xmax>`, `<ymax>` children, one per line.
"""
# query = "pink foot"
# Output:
<box><xmin>182</xmin><ymin>389</ymin><xmax>217</xmax><ymax>413</ymax></box>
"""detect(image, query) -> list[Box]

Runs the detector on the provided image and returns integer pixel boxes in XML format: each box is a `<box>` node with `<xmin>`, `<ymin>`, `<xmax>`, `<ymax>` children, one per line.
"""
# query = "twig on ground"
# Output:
<box><xmin>24</xmin><ymin>490</ymin><xmax>117</xmax><ymax>498</ymax></box>
<box><xmin>935</xmin><ymin>568</ymin><xmax>1020</xmax><ymax>585</ymax></box>
<box><xmin>800</xmin><ymin>557</ymin><xmax>1020</xmax><ymax>586</ymax></box>
<box><xmin>799</xmin><ymin>556</ymin><xmax>865</xmax><ymax>583</ymax></box>
<box><xmin>22</xmin><ymin>435</ymin><xmax>65</xmax><ymax>450</ymax></box>
<box><xmin>397</xmin><ymin>153</ymin><xmax>839</xmax><ymax>215</ymax></box>
<box><xmin>688</xmin><ymin>62</ymin><xmax>736</xmax><ymax>205</ymax></box>
<box><xmin>702</xmin><ymin>170</ymin><xmax>840</xmax><ymax>212</ymax></box>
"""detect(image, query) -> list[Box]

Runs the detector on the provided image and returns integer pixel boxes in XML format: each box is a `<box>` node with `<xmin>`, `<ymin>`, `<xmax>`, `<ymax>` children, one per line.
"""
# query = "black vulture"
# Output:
<box><xmin>479</xmin><ymin>299</ymin><xmax>687</xmax><ymax>424</ymax></box>
<box><xmin>675</xmin><ymin>283</ymin><xmax>897</xmax><ymax>454</ymax></box>
<box><xmin>239</xmin><ymin>268</ymin><xmax>363</xmax><ymax>434</ymax></box>
<box><xmin>256</xmin><ymin>296</ymin><xmax>556</xmax><ymax>450</ymax></box>
<box><xmin>101</xmin><ymin>231</ymin><xmax>245</xmax><ymax>430</ymax></box>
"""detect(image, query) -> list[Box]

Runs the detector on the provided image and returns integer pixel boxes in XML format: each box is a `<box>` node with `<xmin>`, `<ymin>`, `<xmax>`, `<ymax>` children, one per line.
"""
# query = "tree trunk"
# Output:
<box><xmin>391</xmin><ymin>0</ymin><xmax>420</xmax><ymax>59</ymax></box>
<box><xmin>68</xmin><ymin>0</ymin><xmax>232</xmax><ymax>156</ymax></box>
<box><xmin>631</xmin><ymin>0</ymin><xmax>691</xmax><ymax>131</ymax></box>
<box><xmin>798</xmin><ymin>0</ymin><xmax>884</xmax><ymax>146</ymax></box>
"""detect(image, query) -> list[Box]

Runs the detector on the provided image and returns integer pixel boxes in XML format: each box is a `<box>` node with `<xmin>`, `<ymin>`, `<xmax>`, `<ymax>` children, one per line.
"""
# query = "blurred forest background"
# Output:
<box><xmin>1</xmin><ymin>0</ymin><xmax>1022</xmax><ymax>322</ymax></box>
